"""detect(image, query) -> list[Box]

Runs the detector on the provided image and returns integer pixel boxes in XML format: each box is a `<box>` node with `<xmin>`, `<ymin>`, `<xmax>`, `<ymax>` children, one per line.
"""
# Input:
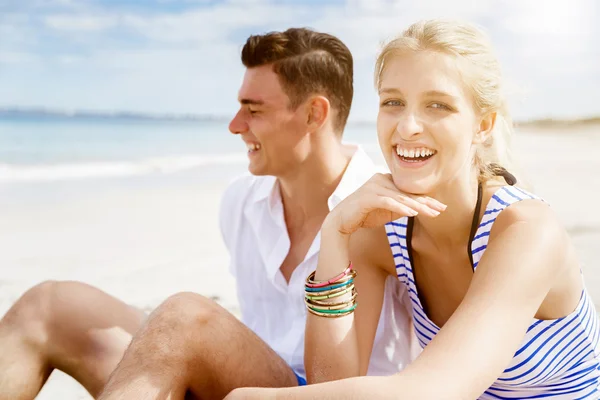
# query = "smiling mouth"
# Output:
<box><xmin>246</xmin><ymin>143</ymin><xmax>261</xmax><ymax>153</ymax></box>
<box><xmin>395</xmin><ymin>145</ymin><xmax>436</xmax><ymax>163</ymax></box>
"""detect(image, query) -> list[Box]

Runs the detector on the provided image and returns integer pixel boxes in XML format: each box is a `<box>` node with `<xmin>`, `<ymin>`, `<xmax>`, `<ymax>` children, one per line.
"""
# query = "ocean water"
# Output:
<box><xmin>0</xmin><ymin>117</ymin><xmax>381</xmax><ymax>184</ymax></box>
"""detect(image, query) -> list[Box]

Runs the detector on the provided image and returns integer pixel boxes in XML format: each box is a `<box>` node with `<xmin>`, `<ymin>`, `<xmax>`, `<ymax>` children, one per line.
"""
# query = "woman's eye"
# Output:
<box><xmin>381</xmin><ymin>99</ymin><xmax>402</xmax><ymax>107</ymax></box>
<box><xmin>430</xmin><ymin>102</ymin><xmax>451</xmax><ymax>111</ymax></box>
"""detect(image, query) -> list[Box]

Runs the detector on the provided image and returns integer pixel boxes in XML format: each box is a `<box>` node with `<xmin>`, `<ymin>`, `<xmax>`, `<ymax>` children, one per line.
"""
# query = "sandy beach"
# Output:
<box><xmin>1</xmin><ymin>126</ymin><xmax>599</xmax><ymax>399</ymax></box>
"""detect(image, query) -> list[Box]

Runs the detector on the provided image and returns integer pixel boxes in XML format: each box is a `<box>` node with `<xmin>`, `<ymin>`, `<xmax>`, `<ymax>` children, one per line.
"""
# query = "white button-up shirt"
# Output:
<box><xmin>219</xmin><ymin>145</ymin><xmax>416</xmax><ymax>380</ymax></box>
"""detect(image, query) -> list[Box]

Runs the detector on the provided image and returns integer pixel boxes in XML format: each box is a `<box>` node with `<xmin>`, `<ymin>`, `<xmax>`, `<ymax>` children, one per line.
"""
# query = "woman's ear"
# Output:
<box><xmin>473</xmin><ymin>111</ymin><xmax>496</xmax><ymax>144</ymax></box>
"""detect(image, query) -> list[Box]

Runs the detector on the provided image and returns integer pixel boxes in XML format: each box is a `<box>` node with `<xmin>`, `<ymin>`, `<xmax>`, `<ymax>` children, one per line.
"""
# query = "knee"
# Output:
<box><xmin>130</xmin><ymin>293</ymin><xmax>220</xmax><ymax>361</ymax></box>
<box><xmin>6</xmin><ymin>280</ymin><xmax>59</xmax><ymax>322</ymax></box>
<box><xmin>3</xmin><ymin>280</ymin><xmax>106</xmax><ymax>335</ymax></box>
<box><xmin>2</xmin><ymin>280</ymin><xmax>61</xmax><ymax>342</ymax></box>
<box><xmin>151</xmin><ymin>292</ymin><xmax>220</xmax><ymax>332</ymax></box>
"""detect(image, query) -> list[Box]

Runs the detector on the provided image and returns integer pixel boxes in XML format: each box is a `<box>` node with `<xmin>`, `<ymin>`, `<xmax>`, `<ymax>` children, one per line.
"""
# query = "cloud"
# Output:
<box><xmin>119</xmin><ymin>6</ymin><xmax>287</xmax><ymax>44</ymax></box>
<box><xmin>0</xmin><ymin>51</ymin><xmax>39</xmax><ymax>65</ymax></box>
<box><xmin>44</xmin><ymin>14</ymin><xmax>118</xmax><ymax>31</ymax></box>
<box><xmin>501</xmin><ymin>0</ymin><xmax>595</xmax><ymax>36</ymax></box>
<box><xmin>0</xmin><ymin>0</ymin><xmax>598</xmax><ymax>121</ymax></box>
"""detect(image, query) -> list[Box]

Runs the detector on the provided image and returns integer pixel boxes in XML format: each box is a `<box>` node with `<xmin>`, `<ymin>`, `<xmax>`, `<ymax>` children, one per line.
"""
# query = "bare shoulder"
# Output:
<box><xmin>487</xmin><ymin>187</ymin><xmax>572</xmax><ymax>274</ymax></box>
<box><xmin>490</xmin><ymin>191</ymin><xmax>564</xmax><ymax>239</ymax></box>
<box><xmin>349</xmin><ymin>225</ymin><xmax>397</xmax><ymax>277</ymax></box>
<box><xmin>480</xmin><ymin>186</ymin><xmax>582</xmax><ymax>320</ymax></box>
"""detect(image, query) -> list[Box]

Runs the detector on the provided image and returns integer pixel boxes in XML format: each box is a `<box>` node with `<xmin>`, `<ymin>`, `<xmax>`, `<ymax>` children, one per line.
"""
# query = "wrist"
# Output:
<box><xmin>321</xmin><ymin>218</ymin><xmax>351</xmax><ymax>249</ymax></box>
<box><xmin>316</xmin><ymin>216</ymin><xmax>351</xmax><ymax>281</ymax></box>
<box><xmin>322</xmin><ymin>212</ymin><xmax>350</xmax><ymax>239</ymax></box>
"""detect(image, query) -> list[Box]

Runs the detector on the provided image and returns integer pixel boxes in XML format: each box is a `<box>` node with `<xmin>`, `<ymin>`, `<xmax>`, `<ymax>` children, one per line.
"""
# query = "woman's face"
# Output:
<box><xmin>377</xmin><ymin>50</ymin><xmax>487</xmax><ymax>195</ymax></box>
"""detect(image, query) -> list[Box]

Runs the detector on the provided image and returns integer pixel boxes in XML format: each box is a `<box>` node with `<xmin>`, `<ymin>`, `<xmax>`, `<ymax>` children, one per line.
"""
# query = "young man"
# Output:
<box><xmin>0</xmin><ymin>28</ymin><xmax>415</xmax><ymax>400</ymax></box>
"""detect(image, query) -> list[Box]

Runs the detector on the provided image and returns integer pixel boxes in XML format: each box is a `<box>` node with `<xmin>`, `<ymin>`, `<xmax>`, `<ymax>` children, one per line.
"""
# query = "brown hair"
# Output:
<box><xmin>241</xmin><ymin>28</ymin><xmax>353</xmax><ymax>134</ymax></box>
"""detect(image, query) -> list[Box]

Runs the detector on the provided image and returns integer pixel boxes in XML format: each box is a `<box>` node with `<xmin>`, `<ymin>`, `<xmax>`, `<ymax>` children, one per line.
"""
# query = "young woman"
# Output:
<box><xmin>226</xmin><ymin>19</ymin><xmax>600</xmax><ymax>399</ymax></box>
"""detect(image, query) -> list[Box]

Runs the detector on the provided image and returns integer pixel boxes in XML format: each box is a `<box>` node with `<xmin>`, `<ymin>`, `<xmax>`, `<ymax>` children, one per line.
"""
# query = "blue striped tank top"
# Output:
<box><xmin>385</xmin><ymin>185</ymin><xmax>600</xmax><ymax>399</ymax></box>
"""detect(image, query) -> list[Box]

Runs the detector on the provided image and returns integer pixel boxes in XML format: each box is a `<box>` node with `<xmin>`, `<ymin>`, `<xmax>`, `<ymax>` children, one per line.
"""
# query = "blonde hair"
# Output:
<box><xmin>375</xmin><ymin>19</ymin><xmax>514</xmax><ymax>183</ymax></box>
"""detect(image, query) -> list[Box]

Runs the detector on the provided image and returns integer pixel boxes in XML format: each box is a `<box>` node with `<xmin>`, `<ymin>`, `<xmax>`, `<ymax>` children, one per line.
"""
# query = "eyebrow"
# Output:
<box><xmin>378</xmin><ymin>87</ymin><xmax>401</xmax><ymax>95</ymax></box>
<box><xmin>423</xmin><ymin>90</ymin><xmax>457</xmax><ymax>100</ymax></box>
<box><xmin>240</xmin><ymin>98</ymin><xmax>265</xmax><ymax>106</ymax></box>
<box><xmin>378</xmin><ymin>88</ymin><xmax>457</xmax><ymax>100</ymax></box>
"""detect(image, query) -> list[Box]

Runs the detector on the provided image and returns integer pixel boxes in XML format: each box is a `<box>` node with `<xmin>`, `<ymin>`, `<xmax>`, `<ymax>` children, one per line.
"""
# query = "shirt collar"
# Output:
<box><xmin>249</xmin><ymin>143</ymin><xmax>376</xmax><ymax>211</ymax></box>
<box><xmin>249</xmin><ymin>175</ymin><xmax>278</xmax><ymax>204</ymax></box>
<box><xmin>326</xmin><ymin>144</ymin><xmax>375</xmax><ymax>210</ymax></box>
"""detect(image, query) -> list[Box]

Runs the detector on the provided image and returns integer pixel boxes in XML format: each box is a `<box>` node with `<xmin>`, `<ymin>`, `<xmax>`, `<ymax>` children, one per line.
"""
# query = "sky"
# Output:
<box><xmin>0</xmin><ymin>0</ymin><xmax>598</xmax><ymax>122</ymax></box>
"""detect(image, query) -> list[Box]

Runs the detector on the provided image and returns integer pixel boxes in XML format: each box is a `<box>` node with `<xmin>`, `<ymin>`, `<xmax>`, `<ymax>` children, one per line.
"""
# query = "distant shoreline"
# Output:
<box><xmin>1</xmin><ymin>106</ymin><xmax>599</xmax><ymax>128</ymax></box>
<box><xmin>515</xmin><ymin>117</ymin><xmax>600</xmax><ymax>130</ymax></box>
<box><xmin>0</xmin><ymin>107</ymin><xmax>227</xmax><ymax>123</ymax></box>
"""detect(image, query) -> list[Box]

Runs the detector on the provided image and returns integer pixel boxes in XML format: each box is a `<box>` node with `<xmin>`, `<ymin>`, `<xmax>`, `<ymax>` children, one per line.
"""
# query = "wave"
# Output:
<box><xmin>0</xmin><ymin>153</ymin><xmax>248</xmax><ymax>183</ymax></box>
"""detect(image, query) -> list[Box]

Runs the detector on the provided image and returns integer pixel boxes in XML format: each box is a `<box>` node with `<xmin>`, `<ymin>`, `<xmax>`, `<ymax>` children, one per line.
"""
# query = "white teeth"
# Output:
<box><xmin>395</xmin><ymin>145</ymin><xmax>435</xmax><ymax>159</ymax></box>
<box><xmin>247</xmin><ymin>143</ymin><xmax>261</xmax><ymax>151</ymax></box>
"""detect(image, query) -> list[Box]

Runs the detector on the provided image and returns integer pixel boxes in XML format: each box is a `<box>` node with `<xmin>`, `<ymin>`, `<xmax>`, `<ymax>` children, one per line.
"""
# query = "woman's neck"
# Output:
<box><xmin>413</xmin><ymin>174</ymin><xmax>481</xmax><ymax>250</ymax></box>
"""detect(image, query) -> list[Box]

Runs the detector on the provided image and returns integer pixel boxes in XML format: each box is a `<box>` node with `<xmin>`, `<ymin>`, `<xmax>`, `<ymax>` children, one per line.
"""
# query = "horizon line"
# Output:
<box><xmin>1</xmin><ymin>106</ymin><xmax>599</xmax><ymax>126</ymax></box>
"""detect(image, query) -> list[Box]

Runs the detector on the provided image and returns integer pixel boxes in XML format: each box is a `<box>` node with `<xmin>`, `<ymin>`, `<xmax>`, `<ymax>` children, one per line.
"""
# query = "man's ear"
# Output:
<box><xmin>306</xmin><ymin>96</ymin><xmax>331</xmax><ymax>132</ymax></box>
<box><xmin>473</xmin><ymin>111</ymin><xmax>496</xmax><ymax>144</ymax></box>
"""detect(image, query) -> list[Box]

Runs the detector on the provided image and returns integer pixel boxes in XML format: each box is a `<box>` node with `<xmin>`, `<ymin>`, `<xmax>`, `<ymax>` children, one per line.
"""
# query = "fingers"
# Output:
<box><xmin>375</xmin><ymin>187</ymin><xmax>441</xmax><ymax>217</ymax></box>
<box><xmin>414</xmin><ymin>196</ymin><xmax>447</xmax><ymax>213</ymax></box>
<box><xmin>368</xmin><ymin>173</ymin><xmax>447</xmax><ymax>215</ymax></box>
<box><xmin>374</xmin><ymin>196</ymin><xmax>419</xmax><ymax>218</ymax></box>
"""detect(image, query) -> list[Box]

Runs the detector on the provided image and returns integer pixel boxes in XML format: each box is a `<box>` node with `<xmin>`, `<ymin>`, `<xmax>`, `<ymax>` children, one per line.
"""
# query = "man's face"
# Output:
<box><xmin>229</xmin><ymin>65</ymin><xmax>309</xmax><ymax>177</ymax></box>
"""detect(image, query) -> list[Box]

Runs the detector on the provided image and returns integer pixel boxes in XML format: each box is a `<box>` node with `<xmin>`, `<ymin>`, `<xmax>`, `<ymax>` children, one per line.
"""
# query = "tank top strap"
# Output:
<box><xmin>471</xmin><ymin>185</ymin><xmax>542</xmax><ymax>270</ymax></box>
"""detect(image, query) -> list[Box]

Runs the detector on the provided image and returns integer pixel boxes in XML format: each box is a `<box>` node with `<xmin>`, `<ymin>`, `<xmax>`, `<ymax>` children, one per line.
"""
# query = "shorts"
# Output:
<box><xmin>295</xmin><ymin>372</ymin><xmax>307</xmax><ymax>386</ymax></box>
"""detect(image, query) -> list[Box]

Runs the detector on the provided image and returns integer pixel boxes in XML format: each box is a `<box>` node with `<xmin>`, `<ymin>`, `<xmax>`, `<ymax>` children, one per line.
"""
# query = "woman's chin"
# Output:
<box><xmin>391</xmin><ymin>175</ymin><xmax>434</xmax><ymax>196</ymax></box>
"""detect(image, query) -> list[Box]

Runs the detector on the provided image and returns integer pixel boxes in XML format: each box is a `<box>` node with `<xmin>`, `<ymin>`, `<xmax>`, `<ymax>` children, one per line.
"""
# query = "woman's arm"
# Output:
<box><xmin>226</xmin><ymin>375</ymin><xmax>402</xmax><ymax>400</ymax></box>
<box><xmin>226</xmin><ymin>200</ymin><xmax>574</xmax><ymax>399</ymax></box>
<box><xmin>304</xmin><ymin>173</ymin><xmax>445</xmax><ymax>382</ymax></box>
<box><xmin>393</xmin><ymin>201</ymin><xmax>574</xmax><ymax>398</ymax></box>
<box><xmin>304</xmin><ymin>224</ymin><xmax>394</xmax><ymax>382</ymax></box>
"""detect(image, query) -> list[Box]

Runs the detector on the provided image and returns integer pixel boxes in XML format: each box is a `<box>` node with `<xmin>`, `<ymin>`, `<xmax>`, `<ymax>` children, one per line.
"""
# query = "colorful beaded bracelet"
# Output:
<box><xmin>306</xmin><ymin>303</ymin><xmax>358</xmax><ymax>318</ymax></box>
<box><xmin>305</xmin><ymin>263</ymin><xmax>353</xmax><ymax>288</ymax></box>
<box><xmin>304</xmin><ymin>278</ymin><xmax>354</xmax><ymax>293</ymax></box>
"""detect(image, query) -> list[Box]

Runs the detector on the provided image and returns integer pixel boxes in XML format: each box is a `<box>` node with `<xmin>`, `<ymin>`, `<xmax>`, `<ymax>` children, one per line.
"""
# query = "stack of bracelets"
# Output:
<box><xmin>304</xmin><ymin>263</ymin><xmax>357</xmax><ymax>318</ymax></box>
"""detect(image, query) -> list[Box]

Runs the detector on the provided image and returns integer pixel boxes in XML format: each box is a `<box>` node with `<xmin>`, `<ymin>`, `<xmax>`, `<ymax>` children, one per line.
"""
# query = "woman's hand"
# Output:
<box><xmin>326</xmin><ymin>173</ymin><xmax>446</xmax><ymax>236</ymax></box>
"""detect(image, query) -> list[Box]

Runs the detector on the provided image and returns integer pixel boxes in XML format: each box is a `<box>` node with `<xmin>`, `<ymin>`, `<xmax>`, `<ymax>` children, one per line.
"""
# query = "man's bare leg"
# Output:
<box><xmin>100</xmin><ymin>292</ymin><xmax>298</xmax><ymax>400</ymax></box>
<box><xmin>0</xmin><ymin>281</ymin><xmax>145</xmax><ymax>400</ymax></box>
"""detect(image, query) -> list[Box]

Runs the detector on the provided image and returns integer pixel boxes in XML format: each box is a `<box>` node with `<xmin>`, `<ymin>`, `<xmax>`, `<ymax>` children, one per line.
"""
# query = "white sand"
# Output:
<box><xmin>0</xmin><ymin>180</ymin><xmax>239</xmax><ymax>399</ymax></box>
<box><xmin>0</xmin><ymin>127</ymin><xmax>599</xmax><ymax>399</ymax></box>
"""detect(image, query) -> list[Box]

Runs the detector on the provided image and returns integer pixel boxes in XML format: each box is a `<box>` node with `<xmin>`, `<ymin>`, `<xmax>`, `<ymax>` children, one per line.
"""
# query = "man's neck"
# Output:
<box><xmin>278</xmin><ymin>138</ymin><xmax>353</xmax><ymax>230</ymax></box>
